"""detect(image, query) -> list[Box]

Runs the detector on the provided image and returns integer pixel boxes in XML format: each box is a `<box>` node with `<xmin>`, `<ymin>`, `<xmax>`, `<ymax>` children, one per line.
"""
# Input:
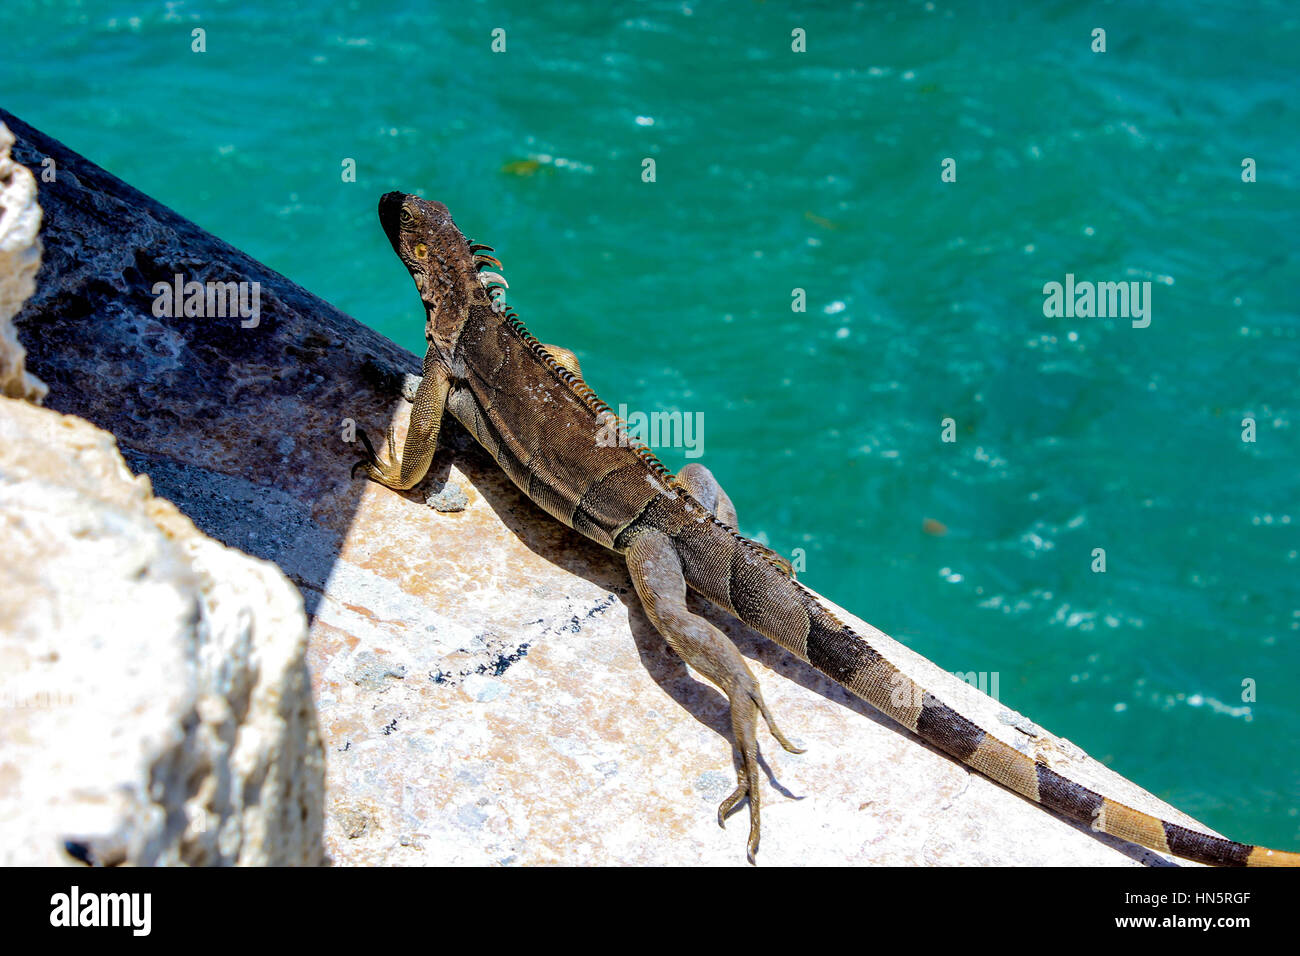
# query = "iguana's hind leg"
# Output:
<box><xmin>353</xmin><ymin>360</ymin><xmax>450</xmax><ymax>490</ymax></box>
<box><xmin>673</xmin><ymin>462</ymin><xmax>738</xmax><ymax>526</ymax></box>
<box><xmin>674</xmin><ymin>463</ymin><xmax>794</xmax><ymax>576</ymax></box>
<box><xmin>624</xmin><ymin>529</ymin><xmax>802</xmax><ymax>863</ymax></box>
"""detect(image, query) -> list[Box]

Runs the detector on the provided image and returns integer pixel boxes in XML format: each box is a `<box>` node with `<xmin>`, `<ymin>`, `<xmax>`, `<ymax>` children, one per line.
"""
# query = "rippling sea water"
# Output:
<box><xmin>3</xmin><ymin>0</ymin><xmax>1297</xmax><ymax>847</ymax></box>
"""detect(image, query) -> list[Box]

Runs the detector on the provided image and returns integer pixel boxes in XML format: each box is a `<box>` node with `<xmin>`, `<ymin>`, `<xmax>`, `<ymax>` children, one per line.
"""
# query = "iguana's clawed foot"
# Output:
<box><xmin>625</xmin><ymin>528</ymin><xmax>804</xmax><ymax>864</ymax></box>
<box><xmin>351</xmin><ymin>426</ymin><xmax>379</xmax><ymax>479</ymax></box>
<box><xmin>352</xmin><ymin>424</ymin><xmax>403</xmax><ymax>486</ymax></box>
<box><xmin>351</xmin><ymin>368</ymin><xmax>451</xmax><ymax>491</ymax></box>
<box><xmin>716</xmin><ymin>685</ymin><xmax>805</xmax><ymax>864</ymax></box>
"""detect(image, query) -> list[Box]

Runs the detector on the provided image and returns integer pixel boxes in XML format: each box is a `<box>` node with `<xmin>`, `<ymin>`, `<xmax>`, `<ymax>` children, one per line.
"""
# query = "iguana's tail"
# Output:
<box><xmin>679</xmin><ymin>517</ymin><xmax>1299</xmax><ymax>867</ymax></box>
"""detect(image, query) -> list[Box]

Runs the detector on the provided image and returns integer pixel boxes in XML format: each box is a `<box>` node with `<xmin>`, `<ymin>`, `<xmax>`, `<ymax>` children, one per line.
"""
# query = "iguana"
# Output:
<box><xmin>354</xmin><ymin>191</ymin><xmax>1298</xmax><ymax>867</ymax></box>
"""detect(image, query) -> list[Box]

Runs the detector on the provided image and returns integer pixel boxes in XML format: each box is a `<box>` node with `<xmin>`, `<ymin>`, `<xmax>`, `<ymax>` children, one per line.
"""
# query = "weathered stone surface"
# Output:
<box><xmin>0</xmin><ymin>398</ymin><xmax>325</xmax><ymax>865</ymax></box>
<box><xmin>0</xmin><ymin>122</ymin><xmax>47</xmax><ymax>402</ymax></box>
<box><xmin>3</xmin><ymin>107</ymin><xmax>1216</xmax><ymax>865</ymax></box>
<box><xmin>309</xmin><ymin>469</ymin><xmax>1209</xmax><ymax>866</ymax></box>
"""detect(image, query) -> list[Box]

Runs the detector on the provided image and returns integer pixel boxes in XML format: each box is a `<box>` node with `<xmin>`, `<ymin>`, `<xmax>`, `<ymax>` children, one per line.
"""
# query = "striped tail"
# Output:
<box><xmin>681</xmin><ymin>520</ymin><xmax>1300</xmax><ymax>867</ymax></box>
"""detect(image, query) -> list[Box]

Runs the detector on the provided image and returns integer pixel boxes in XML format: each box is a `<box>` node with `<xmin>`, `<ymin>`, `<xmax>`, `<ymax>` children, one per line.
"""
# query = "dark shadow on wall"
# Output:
<box><xmin>4</xmin><ymin>106</ymin><xmax>420</xmax><ymax>625</ymax></box>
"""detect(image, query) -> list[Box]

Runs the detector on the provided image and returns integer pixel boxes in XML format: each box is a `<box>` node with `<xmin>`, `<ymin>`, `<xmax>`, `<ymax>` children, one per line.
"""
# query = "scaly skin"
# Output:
<box><xmin>355</xmin><ymin>192</ymin><xmax>1299</xmax><ymax>866</ymax></box>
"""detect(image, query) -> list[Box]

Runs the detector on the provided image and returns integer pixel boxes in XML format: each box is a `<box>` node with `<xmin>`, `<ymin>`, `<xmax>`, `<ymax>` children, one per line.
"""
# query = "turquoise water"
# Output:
<box><xmin>4</xmin><ymin>1</ymin><xmax>1297</xmax><ymax>849</ymax></box>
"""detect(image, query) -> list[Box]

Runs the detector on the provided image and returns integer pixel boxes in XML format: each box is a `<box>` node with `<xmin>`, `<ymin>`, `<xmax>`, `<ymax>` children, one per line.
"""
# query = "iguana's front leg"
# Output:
<box><xmin>674</xmin><ymin>463</ymin><xmax>794</xmax><ymax>577</ymax></box>
<box><xmin>624</xmin><ymin>529</ymin><xmax>803</xmax><ymax>863</ymax></box>
<box><xmin>540</xmin><ymin>343</ymin><xmax>582</xmax><ymax>379</ymax></box>
<box><xmin>354</xmin><ymin>355</ymin><xmax>450</xmax><ymax>490</ymax></box>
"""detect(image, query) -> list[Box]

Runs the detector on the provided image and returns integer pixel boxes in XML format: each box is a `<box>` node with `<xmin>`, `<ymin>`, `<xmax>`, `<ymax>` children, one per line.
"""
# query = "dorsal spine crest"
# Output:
<box><xmin>480</xmin><ymin>243</ymin><xmax>791</xmax><ymax>577</ymax></box>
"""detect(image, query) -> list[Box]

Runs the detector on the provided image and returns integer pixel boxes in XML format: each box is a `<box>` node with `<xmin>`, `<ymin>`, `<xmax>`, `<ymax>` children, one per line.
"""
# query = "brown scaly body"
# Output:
<box><xmin>355</xmin><ymin>192</ymin><xmax>1299</xmax><ymax>866</ymax></box>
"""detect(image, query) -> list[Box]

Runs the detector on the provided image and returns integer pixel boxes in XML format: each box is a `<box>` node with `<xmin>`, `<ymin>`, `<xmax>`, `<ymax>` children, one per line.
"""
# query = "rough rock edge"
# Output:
<box><xmin>0</xmin><ymin>122</ymin><xmax>324</xmax><ymax>864</ymax></box>
<box><xmin>0</xmin><ymin>123</ymin><xmax>47</xmax><ymax>403</ymax></box>
<box><xmin>0</xmin><ymin>398</ymin><xmax>326</xmax><ymax>865</ymax></box>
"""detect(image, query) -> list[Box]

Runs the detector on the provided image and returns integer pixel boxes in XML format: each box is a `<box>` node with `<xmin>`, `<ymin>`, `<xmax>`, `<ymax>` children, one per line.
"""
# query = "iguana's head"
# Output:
<box><xmin>379</xmin><ymin>192</ymin><xmax>508</xmax><ymax>347</ymax></box>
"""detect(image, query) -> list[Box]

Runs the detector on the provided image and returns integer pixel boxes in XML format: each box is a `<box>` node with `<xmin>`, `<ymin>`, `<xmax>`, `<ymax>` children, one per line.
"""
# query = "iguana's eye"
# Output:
<box><xmin>400</xmin><ymin>207</ymin><xmax>415</xmax><ymax>227</ymax></box>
